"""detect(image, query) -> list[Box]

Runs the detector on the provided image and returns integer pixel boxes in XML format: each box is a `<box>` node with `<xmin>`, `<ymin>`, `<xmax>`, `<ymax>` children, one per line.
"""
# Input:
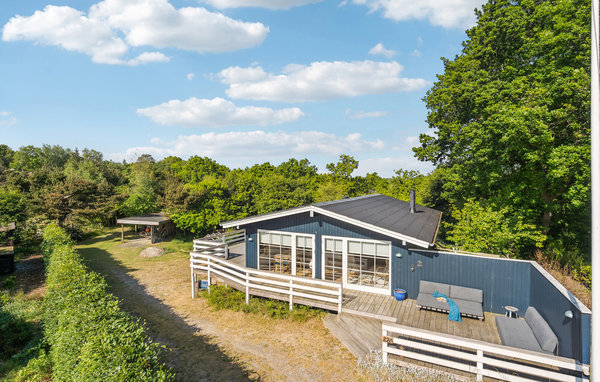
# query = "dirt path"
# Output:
<box><xmin>78</xmin><ymin>232</ymin><xmax>361</xmax><ymax>382</ymax></box>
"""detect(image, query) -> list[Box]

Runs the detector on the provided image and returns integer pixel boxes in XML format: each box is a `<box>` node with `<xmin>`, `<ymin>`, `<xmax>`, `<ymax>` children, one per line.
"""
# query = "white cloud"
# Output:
<box><xmin>137</xmin><ymin>97</ymin><xmax>304</xmax><ymax>127</ymax></box>
<box><xmin>200</xmin><ymin>0</ymin><xmax>322</xmax><ymax>10</ymax></box>
<box><xmin>187</xmin><ymin>73</ymin><xmax>195</xmax><ymax>81</ymax></box>
<box><xmin>2</xmin><ymin>0</ymin><xmax>268</xmax><ymax>65</ymax></box>
<box><xmin>417</xmin><ymin>36</ymin><xmax>424</xmax><ymax>46</ymax></box>
<box><xmin>111</xmin><ymin>130</ymin><xmax>385</xmax><ymax>162</ymax></box>
<box><xmin>409</xmin><ymin>49</ymin><xmax>421</xmax><ymax>57</ymax></box>
<box><xmin>368</xmin><ymin>42</ymin><xmax>396</xmax><ymax>58</ymax></box>
<box><xmin>218</xmin><ymin>60</ymin><xmax>429</xmax><ymax>102</ymax></box>
<box><xmin>338</xmin><ymin>1</ymin><xmax>349</xmax><ymax>6</ymax></box>
<box><xmin>352</xmin><ymin>0</ymin><xmax>484</xmax><ymax>29</ymax></box>
<box><xmin>0</xmin><ymin>111</ymin><xmax>17</xmax><ymax>127</ymax></box>
<box><xmin>345</xmin><ymin>109</ymin><xmax>387</xmax><ymax>119</ymax></box>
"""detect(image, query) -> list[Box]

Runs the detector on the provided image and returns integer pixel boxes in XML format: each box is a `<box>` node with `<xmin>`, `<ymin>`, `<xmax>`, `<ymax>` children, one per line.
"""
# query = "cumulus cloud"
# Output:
<box><xmin>409</xmin><ymin>49</ymin><xmax>421</xmax><ymax>57</ymax></box>
<box><xmin>200</xmin><ymin>0</ymin><xmax>322</xmax><ymax>10</ymax></box>
<box><xmin>187</xmin><ymin>73</ymin><xmax>195</xmax><ymax>81</ymax></box>
<box><xmin>218</xmin><ymin>60</ymin><xmax>429</xmax><ymax>102</ymax></box>
<box><xmin>0</xmin><ymin>111</ymin><xmax>17</xmax><ymax>127</ymax></box>
<box><xmin>352</xmin><ymin>0</ymin><xmax>484</xmax><ymax>29</ymax></box>
<box><xmin>2</xmin><ymin>0</ymin><xmax>268</xmax><ymax>65</ymax></box>
<box><xmin>112</xmin><ymin>130</ymin><xmax>385</xmax><ymax>162</ymax></box>
<box><xmin>356</xmin><ymin>156</ymin><xmax>434</xmax><ymax>176</ymax></box>
<box><xmin>137</xmin><ymin>97</ymin><xmax>304</xmax><ymax>127</ymax></box>
<box><xmin>345</xmin><ymin>109</ymin><xmax>387</xmax><ymax>119</ymax></box>
<box><xmin>369</xmin><ymin>42</ymin><xmax>396</xmax><ymax>58</ymax></box>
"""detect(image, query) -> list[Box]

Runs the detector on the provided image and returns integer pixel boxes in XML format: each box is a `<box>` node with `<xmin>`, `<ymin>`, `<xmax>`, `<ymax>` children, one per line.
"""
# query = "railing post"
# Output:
<box><xmin>476</xmin><ymin>349</ymin><xmax>483</xmax><ymax>381</ymax></box>
<box><xmin>338</xmin><ymin>285</ymin><xmax>343</xmax><ymax>313</ymax></box>
<box><xmin>225</xmin><ymin>243</ymin><xmax>229</xmax><ymax>260</ymax></box>
<box><xmin>382</xmin><ymin>327</ymin><xmax>388</xmax><ymax>364</ymax></box>
<box><xmin>207</xmin><ymin>259</ymin><xmax>211</xmax><ymax>293</ymax></box>
<box><xmin>289</xmin><ymin>279</ymin><xmax>293</xmax><ymax>310</ymax></box>
<box><xmin>191</xmin><ymin>265</ymin><xmax>195</xmax><ymax>298</ymax></box>
<box><xmin>245</xmin><ymin>271</ymin><xmax>249</xmax><ymax>304</ymax></box>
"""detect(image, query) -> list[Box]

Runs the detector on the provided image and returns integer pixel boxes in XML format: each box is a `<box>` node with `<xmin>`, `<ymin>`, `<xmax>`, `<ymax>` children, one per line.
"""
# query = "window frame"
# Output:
<box><xmin>257</xmin><ymin>229</ymin><xmax>316</xmax><ymax>278</ymax></box>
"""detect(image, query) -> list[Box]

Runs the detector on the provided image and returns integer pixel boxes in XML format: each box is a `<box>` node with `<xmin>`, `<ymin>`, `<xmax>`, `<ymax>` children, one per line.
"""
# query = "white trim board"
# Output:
<box><xmin>222</xmin><ymin>205</ymin><xmax>431</xmax><ymax>249</ymax></box>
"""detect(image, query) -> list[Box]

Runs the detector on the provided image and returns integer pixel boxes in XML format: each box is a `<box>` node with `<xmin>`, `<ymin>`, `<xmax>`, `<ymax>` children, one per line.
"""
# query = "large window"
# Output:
<box><xmin>258</xmin><ymin>231</ymin><xmax>314</xmax><ymax>277</ymax></box>
<box><xmin>295</xmin><ymin>236</ymin><xmax>313</xmax><ymax>277</ymax></box>
<box><xmin>259</xmin><ymin>232</ymin><xmax>292</xmax><ymax>274</ymax></box>
<box><xmin>347</xmin><ymin>240</ymin><xmax>390</xmax><ymax>289</ymax></box>
<box><xmin>324</xmin><ymin>238</ymin><xmax>343</xmax><ymax>282</ymax></box>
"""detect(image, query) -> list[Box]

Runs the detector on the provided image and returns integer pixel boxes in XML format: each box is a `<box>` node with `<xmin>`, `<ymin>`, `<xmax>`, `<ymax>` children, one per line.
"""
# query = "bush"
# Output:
<box><xmin>42</xmin><ymin>225</ymin><xmax>172</xmax><ymax>381</ymax></box>
<box><xmin>202</xmin><ymin>284</ymin><xmax>324</xmax><ymax>322</ymax></box>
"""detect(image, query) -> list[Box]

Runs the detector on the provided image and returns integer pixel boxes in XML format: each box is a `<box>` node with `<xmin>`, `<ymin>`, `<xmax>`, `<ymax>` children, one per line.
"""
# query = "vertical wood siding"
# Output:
<box><xmin>238</xmin><ymin>211</ymin><xmax>589</xmax><ymax>362</ymax></box>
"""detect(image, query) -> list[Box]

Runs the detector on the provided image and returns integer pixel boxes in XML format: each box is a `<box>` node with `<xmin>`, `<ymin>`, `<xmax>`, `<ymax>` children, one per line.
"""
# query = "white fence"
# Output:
<box><xmin>190</xmin><ymin>252</ymin><xmax>343</xmax><ymax>312</ymax></box>
<box><xmin>193</xmin><ymin>229</ymin><xmax>245</xmax><ymax>259</ymax></box>
<box><xmin>382</xmin><ymin>323</ymin><xmax>590</xmax><ymax>382</ymax></box>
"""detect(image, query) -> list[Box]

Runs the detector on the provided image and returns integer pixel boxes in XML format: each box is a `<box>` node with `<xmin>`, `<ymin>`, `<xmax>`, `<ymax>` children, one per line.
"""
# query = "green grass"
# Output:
<box><xmin>201</xmin><ymin>284</ymin><xmax>326</xmax><ymax>322</ymax></box>
<box><xmin>0</xmin><ymin>293</ymin><xmax>51</xmax><ymax>382</ymax></box>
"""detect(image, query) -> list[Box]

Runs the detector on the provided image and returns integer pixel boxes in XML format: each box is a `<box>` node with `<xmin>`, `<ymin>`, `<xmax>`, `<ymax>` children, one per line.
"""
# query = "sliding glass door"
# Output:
<box><xmin>322</xmin><ymin>236</ymin><xmax>391</xmax><ymax>294</ymax></box>
<box><xmin>258</xmin><ymin>231</ymin><xmax>314</xmax><ymax>277</ymax></box>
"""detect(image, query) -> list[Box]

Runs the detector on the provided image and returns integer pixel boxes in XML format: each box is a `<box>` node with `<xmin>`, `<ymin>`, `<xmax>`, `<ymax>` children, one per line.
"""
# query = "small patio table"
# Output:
<box><xmin>504</xmin><ymin>305</ymin><xmax>519</xmax><ymax>318</ymax></box>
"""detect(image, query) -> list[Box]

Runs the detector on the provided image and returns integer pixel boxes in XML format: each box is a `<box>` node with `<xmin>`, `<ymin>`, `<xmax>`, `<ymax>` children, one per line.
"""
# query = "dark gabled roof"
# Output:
<box><xmin>222</xmin><ymin>194</ymin><xmax>442</xmax><ymax>248</ymax></box>
<box><xmin>314</xmin><ymin>194</ymin><xmax>442</xmax><ymax>246</ymax></box>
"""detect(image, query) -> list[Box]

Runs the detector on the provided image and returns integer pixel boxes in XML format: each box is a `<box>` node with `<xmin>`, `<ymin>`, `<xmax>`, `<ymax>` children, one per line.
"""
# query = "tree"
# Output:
<box><xmin>414</xmin><ymin>0</ymin><xmax>591</xmax><ymax>258</ymax></box>
<box><xmin>325</xmin><ymin>154</ymin><xmax>359</xmax><ymax>180</ymax></box>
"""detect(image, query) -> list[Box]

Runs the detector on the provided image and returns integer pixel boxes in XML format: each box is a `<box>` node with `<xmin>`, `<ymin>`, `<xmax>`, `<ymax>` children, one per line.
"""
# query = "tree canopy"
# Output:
<box><xmin>414</xmin><ymin>0</ymin><xmax>591</xmax><ymax>261</ymax></box>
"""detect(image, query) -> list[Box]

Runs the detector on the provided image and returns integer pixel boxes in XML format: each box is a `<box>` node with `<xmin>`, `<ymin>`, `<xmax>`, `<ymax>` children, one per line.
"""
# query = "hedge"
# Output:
<box><xmin>42</xmin><ymin>225</ymin><xmax>172</xmax><ymax>381</ymax></box>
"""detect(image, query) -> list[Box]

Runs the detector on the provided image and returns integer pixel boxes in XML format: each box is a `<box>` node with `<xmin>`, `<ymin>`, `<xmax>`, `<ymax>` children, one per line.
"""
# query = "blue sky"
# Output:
<box><xmin>0</xmin><ymin>0</ymin><xmax>484</xmax><ymax>176</ymax></box>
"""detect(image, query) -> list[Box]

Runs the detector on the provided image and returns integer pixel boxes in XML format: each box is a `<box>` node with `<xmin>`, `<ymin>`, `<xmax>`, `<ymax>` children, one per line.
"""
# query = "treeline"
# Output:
<box><xmin>0</xmin><ymin>145</ymin><xmax>439</xmax><ymax>243</ymax></box>
<box><xmin>0</xmin><ymin>140</ymin><xmax>591</xmax><ymax>273</ymax></box>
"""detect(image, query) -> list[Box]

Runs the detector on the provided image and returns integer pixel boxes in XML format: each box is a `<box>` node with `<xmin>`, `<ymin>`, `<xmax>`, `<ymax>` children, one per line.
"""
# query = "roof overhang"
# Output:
<box><xmin>222</xmin><ymin>206</ymin><xmax>432</xmax><ymax>249</ymax></box>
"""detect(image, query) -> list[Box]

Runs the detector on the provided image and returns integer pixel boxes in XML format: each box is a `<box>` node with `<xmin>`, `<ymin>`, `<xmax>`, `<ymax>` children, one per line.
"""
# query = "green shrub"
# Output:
<box><xmin>572</xmin><ymin>265</ymin><xmax>591</xmax><ymax>290</ymax></box>
<box><xmin>201</xmin><ymin>284</ymin><xmax>324</xmax><ymax>322</ymax></box>
<box><xmin>42</xmin><ymin>224</ymin><xmax>172</xmax><ymax>381</ymax></box>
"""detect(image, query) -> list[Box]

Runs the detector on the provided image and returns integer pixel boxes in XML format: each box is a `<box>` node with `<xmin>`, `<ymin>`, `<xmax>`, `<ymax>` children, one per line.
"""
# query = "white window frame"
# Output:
<box><xmin>257</xmin><ymin>229</ymin><xmax>316</xmax><ymax>278</ymax></box>
<box><xmin>322</xmin><ymin>235</ymin><xmax>392</xmax><ymax>295</ymax></box>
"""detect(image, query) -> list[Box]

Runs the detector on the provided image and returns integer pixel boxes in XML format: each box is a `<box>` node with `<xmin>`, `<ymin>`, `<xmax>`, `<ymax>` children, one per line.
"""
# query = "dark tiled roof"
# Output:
<box><xmin>222</xmin><ymin>194</ymin><xmax>442</xmax><ymax>246</ymax></box>
<box><xmin>315</xmin><ymin>194</ymin><xmax>441</xmax><ymax>245</ymax></box>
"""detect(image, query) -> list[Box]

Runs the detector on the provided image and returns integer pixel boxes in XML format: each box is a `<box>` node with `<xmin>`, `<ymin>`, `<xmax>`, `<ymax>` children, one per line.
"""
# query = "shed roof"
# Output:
<box><xmin>116</xmin><ymin>214</ymin><xmax>171</xmax><ymax>226</ymax></box>
<box><xmin>222</xmin><ymin>194</ymin><xmax>442</xmax><ymax>248</ymax></box>
<box><xmin>0</xmin><ymin>222</ymin><xmax>16</xmax><ymax>232</ymax></box>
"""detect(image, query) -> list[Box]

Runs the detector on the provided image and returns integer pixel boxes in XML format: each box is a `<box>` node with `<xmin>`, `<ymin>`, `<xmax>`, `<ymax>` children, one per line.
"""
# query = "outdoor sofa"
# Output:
<box><xmin>416</xmin><ymin>280</ymin><xmax>484</xmax><ymax>320</ymax></box>
<box><xmin>495</xmin><ymin>306</ymin><xmax>558</xmax><ymax>354</ymax></box>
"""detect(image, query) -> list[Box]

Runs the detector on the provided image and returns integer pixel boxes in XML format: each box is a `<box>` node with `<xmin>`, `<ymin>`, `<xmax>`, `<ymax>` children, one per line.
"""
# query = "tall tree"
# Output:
<box><xmin>414</xmin><ymin>0</ymin><xmax>591</xmax><ymax>258</ymax></box>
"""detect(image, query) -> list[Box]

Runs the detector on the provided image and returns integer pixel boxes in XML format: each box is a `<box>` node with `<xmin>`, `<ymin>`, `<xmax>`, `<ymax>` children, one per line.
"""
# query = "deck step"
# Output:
<box><xmin>341</xmin><ymin>307</ymin><xmax>396</xmax><ymax>322</ymax></box>
<box><xmin>323</xmin><ymin>313</ymin><xmax>382</xmax><ymax>359</ymax></box>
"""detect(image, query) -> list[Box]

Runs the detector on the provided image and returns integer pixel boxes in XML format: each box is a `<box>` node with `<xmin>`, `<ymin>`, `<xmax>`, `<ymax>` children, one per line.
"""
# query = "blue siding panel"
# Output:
<box><xmin>238</xmin><ymin>211</ymin><xmax>588</xmax><ymax>362</ymax></box>
<box><xmin>529</xmin><ymin>266</ymin><xmax>590</xmax><ymax>362</ymax></box>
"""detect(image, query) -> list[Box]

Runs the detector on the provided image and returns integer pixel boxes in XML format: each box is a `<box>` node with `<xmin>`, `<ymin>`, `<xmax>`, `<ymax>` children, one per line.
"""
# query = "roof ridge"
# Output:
<box><xmin>313</xmin><ymin>193</ymin><xmax>381</xmax><ymax>207</ymax></box>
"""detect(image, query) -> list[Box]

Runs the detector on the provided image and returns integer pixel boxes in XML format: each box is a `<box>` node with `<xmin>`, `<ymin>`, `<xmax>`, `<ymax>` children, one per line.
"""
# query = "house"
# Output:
<box><xmin>221</xmin><ymin>193</ymin><xmax>441</xmax><ymax>296</ymax></box>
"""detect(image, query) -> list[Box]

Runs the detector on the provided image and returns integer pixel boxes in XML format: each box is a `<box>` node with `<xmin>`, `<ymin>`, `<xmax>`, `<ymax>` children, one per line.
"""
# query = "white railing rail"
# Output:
<box><xmin>190</xmin><ymin>252</ymin><xmax>342</xmax><ymax>313</ymax></box>
<box><xmin>382</xmin><ymin>323</ymin><xmax>590</xmax><ymax>382</ymax></box>
<box><xmin>221</xmin><ymin>229</ymin><xmax>245</xmax><ymax>245</ymax></box>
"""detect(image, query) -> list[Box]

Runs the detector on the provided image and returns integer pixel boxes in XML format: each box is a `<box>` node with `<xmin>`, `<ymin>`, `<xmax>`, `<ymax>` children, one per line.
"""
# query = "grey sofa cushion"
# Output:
<box><xmin>416</xmin><ymin>293</ymin><xmax>449</xmax><ymax>311</ymax></box>
<box><xmin>524</xmin><ymin>307</ymin><xmax>558</xmax><ymax>354</ymax></box>
<box><xmin>419</xmin><ymin>280</ymin><xmax>450</xmax><ymax>296</ymax></box>
<box><xmin>450</xmin><ymin>285</ymin><xmax>483</xmax><ymax>304</ymax></box>
<box><xmin>496</xmin><ymin>316</ymin><xmax>543</xmax><ymax>353</ymax></box>
<box><xmin>454</xmin><ymin>299</ymin><xmax>484</xmax><ymax>318</ymax></box>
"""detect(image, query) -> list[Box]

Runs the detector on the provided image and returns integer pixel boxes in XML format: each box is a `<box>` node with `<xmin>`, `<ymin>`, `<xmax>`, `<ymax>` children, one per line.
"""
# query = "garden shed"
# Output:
<box><xmin>116</xmin><ymin>214</ymin><xmax>174</xmax><ymax>244</ymax></box>
<box><xmin>0</xmin><ymin>222</ymin><xmax>16</xmax><ymax>274</ymax></box>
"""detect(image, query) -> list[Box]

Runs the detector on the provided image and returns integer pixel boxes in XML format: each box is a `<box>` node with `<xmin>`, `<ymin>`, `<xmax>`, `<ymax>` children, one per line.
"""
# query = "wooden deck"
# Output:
<box><xmin>326</xmin><ymin>290</ymin><xmax>501</xmax><ymax>359</ymax></box>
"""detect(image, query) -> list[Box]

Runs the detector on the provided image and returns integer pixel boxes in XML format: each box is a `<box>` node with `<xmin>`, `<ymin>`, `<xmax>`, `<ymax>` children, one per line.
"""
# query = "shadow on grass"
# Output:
<box><xmin>78</xmin><ymin>244</ymin><xmax>260</xmax><ymax>382</ymax></box>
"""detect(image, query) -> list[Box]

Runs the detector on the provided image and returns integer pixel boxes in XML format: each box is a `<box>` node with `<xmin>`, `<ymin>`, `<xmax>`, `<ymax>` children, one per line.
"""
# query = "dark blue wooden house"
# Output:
<box><xmin>221</xmin><ymin>193</ymin><xmax>442</xmax><ymax>296</ymax></box>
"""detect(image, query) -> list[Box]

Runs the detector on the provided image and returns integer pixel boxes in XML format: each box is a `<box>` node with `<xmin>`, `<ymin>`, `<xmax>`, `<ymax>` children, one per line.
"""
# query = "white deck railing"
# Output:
<box><xmin>190</xmin><ymin>252</ymin><xmax>342</xmax><ymax>312</ymax></box>
<box><xmin>221</xmin><ymin>229</ymin><xmax>245</xmax><ymax>245</ymax></box>
<box><xmin>382</xmin><ymin>323</ymin><xmax>590</xmax><ymax>382</ymax></box>
<box><xmin>193</xmin><ymin>229</ymin><xmax>245</xmax><ymax>259</ymax></box>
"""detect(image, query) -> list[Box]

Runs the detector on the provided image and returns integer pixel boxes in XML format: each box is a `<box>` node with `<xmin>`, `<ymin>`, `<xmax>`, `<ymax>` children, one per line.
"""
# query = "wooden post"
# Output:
<box><xmin>121</xmin><ymin>224</ymin><xmax>124</xmax><ymax>242</ymax></box>
<box><xmin>476</xmin><ymin>349</ymin><xmax>483</xmax><ymax>381</ymax></box>
<box><xmin>151</xmin><ymin>226</ymin><xmax>154</xmax><ymax>244</ymax></box>
<box><xmin>134</xmin><ymin>224</ymin><xmax>137</xmax><ymax>235</ymax></box>
<box><xmin>382</xmin><ymin>328</ymin><xmax>388</xmax><ymax>364</ymax></box>
<box><xmin>191</xmin><ymin>267</ymin><xmax>195</xmax><ymax>298</ymax></box>
<box><xmin>207</xmin><ymin>260</ymin><xmax>211</xmax><ymax>293</ymax></box>
<box><xmin>245</xmin><ymin>272</ymin><xmax>249</xmax><ymax>304</ymax></box>
<box><xmin>289</xmin><ymin>279</ymin><xmax>293</xmax><ymax>310</ymax></box>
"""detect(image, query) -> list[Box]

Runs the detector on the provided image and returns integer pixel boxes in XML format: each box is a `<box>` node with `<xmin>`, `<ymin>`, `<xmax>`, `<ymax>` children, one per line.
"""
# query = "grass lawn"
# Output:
<box><xmin>77</xmin><ymin>228</ymin><xmax>362</xmax><ymax>382</ymax></box>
